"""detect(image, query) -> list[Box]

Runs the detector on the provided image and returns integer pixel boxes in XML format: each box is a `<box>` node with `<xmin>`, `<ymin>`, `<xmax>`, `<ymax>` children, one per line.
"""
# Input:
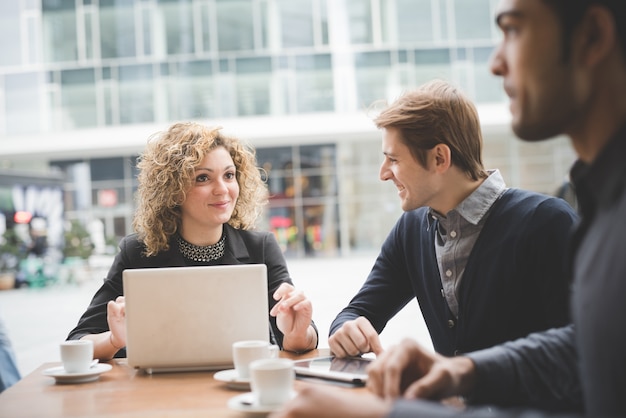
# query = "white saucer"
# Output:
<box><xmin>227</xmin><ymin>391</ymin><xmax>296</xmax><ymax>414</ymax></box>
<box><xmin>214</xmin><ymin>369</ymin><xmax>250</xmax><ymax>390</ymax></box>
<box><xmin>42</xmin><ymin>363</ymin><xmax>113</xmax><ymax>384</ymax></box>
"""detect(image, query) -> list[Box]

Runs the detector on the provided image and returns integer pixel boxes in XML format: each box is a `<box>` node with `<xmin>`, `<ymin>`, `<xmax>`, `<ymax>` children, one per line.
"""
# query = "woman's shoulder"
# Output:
<box><xmin>117</xmin><ymin>233</ymin><xmax>148</xmax><ymax>256</ymax></box>
<box><xmin>116</xmin><ymin>233</ymin><xmax>180</xmax><ymax>268</ymax></box>
<box><xmin>118</xmin><ymin>233</ymin><xmax>142</xmax><ymax>247</ymax></box>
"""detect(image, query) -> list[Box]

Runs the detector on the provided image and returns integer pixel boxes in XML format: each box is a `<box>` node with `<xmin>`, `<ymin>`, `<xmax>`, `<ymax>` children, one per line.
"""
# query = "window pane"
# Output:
<box><xmin>294</xmin><ymin>55</ymin><xmax>334</xmax><ymax>112</ymax></box>
<box><xmin>257</xmin><ymin>145</ymin><xmax>339</xmax><ymax>256</ymax></box>
<box><xmin>158</xmin><ymin>1</ymin><xmax>194</xmax><ymax>55</ymax></box>
<box><xmin>141</xmin><ymin>8</ymin><xmax>152</xmax><ymax>55</ymax></box>
<box><xmin>454</xmin><ymin>0</ymin><xmax>492</xmax><ymax>40</ymax></box>
<box><xmin>42</xmin><ymin>2</ymin><xmax>78</xmax><ymax>62</ymax></box>
<box><xmin>172</xmin><ymin>61</ymin><xmax>216</xmax><ymax>119</ymax></box>
<box><xmin>99</xmin><ymin>2</ymin><xmax>137</xmax><ymax>58</ymax></box>
<box><xmin>236</xmin><ymin>77</ymin><xmax>271</xmax><ymax>115</ymax></box>
<box><xmin>394</xmin><ymin>0</ymin><xmax>433</xmax><ymax>43</ymax></box>
<box><xmin>90</xmin><ymin>157</ymin><xmax>125</xmax><ymax>181</ymax></box>
<box><xmin>413</xmin><ymin>48</ymin><xmax>452</xmax><ymax>85</ymax></box>
<box><xmin>235</xmin><ymin>57</ymin><xmax>272</xmax><ymax>116</ymax></box>
<box><xmin>299</xmin><ymin>145</ymin><xmax>337</xmax><ymax>199</ymax></box>
<box><xmin>355</xmin><ymin>51</ymin><xmax>392</xmax><ymax>107</ymax></box>
<box><xmin>299</xmin><ymin>144</ymin><xmax>336</xmax><ymax>169</ymax></box>
<box><xmin>60</xmin><ymin>69</ymin><xmax>97</xmax><ymax>129</ymax></box>
<box><xmin>5</xmin><ymin>73</ymin><xmax>42</xmax><ymax>135</ymax></box>
<box><xmin>216</xmin><ymin>0</ymin><xmax>254</xmax><ymax>51</ymax></box>
<box><xmin>257</xmin><ymin>146</ymin><xmax>294</xmax><ymax>196</ymax></box>
<box><xmin>236</xmin><ymin>57</ymin><xmax>272</xmax><ymax>74</ymax></box>
<box><xmin>295</xmin><ymin>54</ymin><xmax>334</xmax><ymax>113</ymax></box>
<box><xmin>199</xmin><ymin>2</ymin><xmax>212</xmax><ymax>52</ymax></box>
<box><xmin>346</xmin><ymin>0</ymin><xmax>372</xmax><ymax>44</ymax></box>
<box><xmin>414</xmin><ymin>48</ymin><xmax>450</xmax><ymax>64</ymax></box>
<box><xmin>92</xmin><ymin>187</ymin><xmax>126</xmax><ymax>206</ymax></box>
<box><xmin>319</xmin><ymin>0</ymin><xmax>329</xmax><ymax>45</ymax></box>
<box><xmin>118</xmin><ymin>64</ymin><xmax>154</xmax><ymax>123</ymax></box>
<box><xmin>102</xmin><ymin>84</ymin><xmax>114</xmax><ymax>125</ymax></box>
<box><xmin>0</xmin><ymin>2</ymin><xmax>22</xmax><ymax>66</ymax></box>
<box><xmin>84</xmin><ymin>11</ymin><xmax>94</xmax><ymax>60</ymax></box>
<box><xmin>295</xmin><ymin>73</ymin><xmax>334</xmax><ymax>112</ymax></box>
<box><xmin>472</xmin><ymin>47</ymin><xmax>503</xmax><ymax>103</ymax></box>
<box><xmin>277</xmin><ymin>0</ymin><xmax>314</xmax><ymax>48</ymax></box>
<box><xmin>266</xmin><ymin>204</ymin><xmax>298</xmax><ymax>253</ymax></box>
<box><xmin>303</xmin><ymin>202</ymin><xmax>338</xmax><ymax>255</ymax></box>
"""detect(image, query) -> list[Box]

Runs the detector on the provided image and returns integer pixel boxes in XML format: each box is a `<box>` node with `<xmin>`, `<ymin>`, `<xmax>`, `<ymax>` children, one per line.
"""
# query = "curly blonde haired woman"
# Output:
<box><xmin>67</xmin><ymin>122</ymin><xmax>318</xmax><ymax>360</ymax></box>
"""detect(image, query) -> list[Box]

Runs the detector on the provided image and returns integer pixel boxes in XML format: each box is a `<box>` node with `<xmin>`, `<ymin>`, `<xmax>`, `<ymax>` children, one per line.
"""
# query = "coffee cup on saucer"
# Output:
<box><xmin>249</xmin><ymin>358</ymin><xmax>294</xmax><ymax>406</ymax></box>
<box><xmin>60</xmin><ymin>340</ymin><xmax>94</xmax><ymax>374</ymax></box>
<box><xmin>232</xmin><ymin>340</ymin><xmax>278</xmax><ymax>379</ymax></box>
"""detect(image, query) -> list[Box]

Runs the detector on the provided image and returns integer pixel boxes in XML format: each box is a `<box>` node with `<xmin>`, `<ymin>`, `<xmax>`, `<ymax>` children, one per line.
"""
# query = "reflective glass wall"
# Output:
<box><xmin>1</xmin><ymin>0</ymin><xmax>567</xmax><ymax>258</ymax></box>
<box><xmin>1</xmin><ymin>0</ymin><xmax>503</xmax><ymax>137</ymax></box>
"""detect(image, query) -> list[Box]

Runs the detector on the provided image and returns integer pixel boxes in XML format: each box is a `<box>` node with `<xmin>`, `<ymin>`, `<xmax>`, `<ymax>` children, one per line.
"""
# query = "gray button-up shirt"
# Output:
<box><xmin>430</xmin><ymin>169</ymin><xmax>507</xmax><ymax>318</ymax></box>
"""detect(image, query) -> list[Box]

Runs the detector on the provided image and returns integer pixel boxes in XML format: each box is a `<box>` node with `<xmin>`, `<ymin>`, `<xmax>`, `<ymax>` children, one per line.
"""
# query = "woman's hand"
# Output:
<box><xmin>107</xmin><ymin>296</ymin><xmax>127</xmax><ymax>350</ymax></box>
<box><xmin>270</xmin><ymin>283</ymin><xmax>316</xmax><ymax>352</ymax></box>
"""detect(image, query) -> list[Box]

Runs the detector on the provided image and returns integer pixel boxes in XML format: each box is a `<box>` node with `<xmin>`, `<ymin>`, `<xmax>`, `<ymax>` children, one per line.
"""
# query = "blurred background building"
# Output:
<box><xmin>0</xmin><ymin>0</ymin><xmax>576</xmax><ymax>261</ymax></box>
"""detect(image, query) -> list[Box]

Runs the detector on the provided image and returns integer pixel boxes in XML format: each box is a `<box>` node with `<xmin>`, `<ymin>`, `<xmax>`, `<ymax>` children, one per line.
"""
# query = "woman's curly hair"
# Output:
<box><xmin>132</xmin><ymin>122</ymin><xmax>268</xmax><ymax>256</ymax></box>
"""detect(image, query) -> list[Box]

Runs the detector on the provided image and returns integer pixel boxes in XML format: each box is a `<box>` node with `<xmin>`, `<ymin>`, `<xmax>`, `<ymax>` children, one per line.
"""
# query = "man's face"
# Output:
<box><xmin>490</xmin><ymin>0</ymin><xmax>581</xmax><ymax>141</ymax></box>
<box><xmin>379</xmin><ymin>127</ymin><xmax>441</xmax><ymax>212</ymax></box>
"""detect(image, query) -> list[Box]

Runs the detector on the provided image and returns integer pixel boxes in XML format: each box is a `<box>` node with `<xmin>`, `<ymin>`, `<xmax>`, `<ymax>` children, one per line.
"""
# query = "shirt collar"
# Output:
<box><xmin>429</xmin><ymin>169</ymin><xmax>507</xmax><ymax>226</ymax></box>
<box><xmin>571</xmin><ymin>122</ymin><xmax>626</xmax><ymax>217</ymax></box>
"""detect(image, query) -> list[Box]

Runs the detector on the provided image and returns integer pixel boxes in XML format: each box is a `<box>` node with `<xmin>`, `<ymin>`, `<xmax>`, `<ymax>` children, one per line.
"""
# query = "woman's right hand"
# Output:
<box><xmin>107</xmin><ymin>296</ymin><xmax>126</xmax><ymax>350</ymax></box>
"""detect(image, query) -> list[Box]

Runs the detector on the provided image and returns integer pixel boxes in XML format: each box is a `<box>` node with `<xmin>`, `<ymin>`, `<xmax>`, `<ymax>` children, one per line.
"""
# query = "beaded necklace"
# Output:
<box><xmin>177</xmin><ymin>234</ymin><xmax>226</xmax><ymax>262</ymax></box>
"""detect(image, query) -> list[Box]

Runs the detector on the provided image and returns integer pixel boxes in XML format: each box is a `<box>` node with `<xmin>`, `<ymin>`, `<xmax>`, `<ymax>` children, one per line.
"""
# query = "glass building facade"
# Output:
<box><xmin>0</xmin><ymin>0</ymin><xmax>576</xmax><ymax>257</ymax></box>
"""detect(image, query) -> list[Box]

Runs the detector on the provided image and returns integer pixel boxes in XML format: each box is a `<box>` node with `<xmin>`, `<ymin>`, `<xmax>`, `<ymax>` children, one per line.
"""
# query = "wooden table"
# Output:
<box><xmin>0</xmin><ymin>349</ymin><xmax>363</xmax><ymax>417</ymax></box>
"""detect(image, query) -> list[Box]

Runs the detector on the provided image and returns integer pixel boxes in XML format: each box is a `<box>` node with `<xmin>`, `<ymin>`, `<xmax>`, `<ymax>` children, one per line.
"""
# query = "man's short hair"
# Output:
<box><xmin>543</xmin><ymin>0</ymin><xmax>626</xmax><ymax>59</ymax></box>
<box><xmin>374</xmin><ymin>79</ymin><xmax>486</xmax><ymax>181</ymax></box>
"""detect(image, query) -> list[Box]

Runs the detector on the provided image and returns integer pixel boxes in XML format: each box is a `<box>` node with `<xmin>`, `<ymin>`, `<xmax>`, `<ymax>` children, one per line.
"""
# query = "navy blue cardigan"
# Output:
<box><xmin>330</xmin><ymin>189</ymin><xmax>578</xmax><ymax>356</ymax></box>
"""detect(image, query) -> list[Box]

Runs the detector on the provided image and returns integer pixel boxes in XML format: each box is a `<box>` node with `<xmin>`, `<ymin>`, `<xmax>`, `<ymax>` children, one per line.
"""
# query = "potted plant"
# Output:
<box><xmin>61</xmin><ymin>220</ymin><xmax>95</xmax><ymax>284</ymax></box>
<box><xmin>0</xmin><ymin>229</ymin><xmax>23</xmax><ymax>290</ymax></box>
<box><xmin>63</xmin><ymin>220</ymin><xmax>95</xmax><ymax>260</ymax></box>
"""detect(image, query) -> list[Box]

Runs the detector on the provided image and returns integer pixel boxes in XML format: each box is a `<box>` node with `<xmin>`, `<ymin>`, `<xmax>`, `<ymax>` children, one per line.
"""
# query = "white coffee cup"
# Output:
<box><xmin>249</xmin><ymin>358</ymin><xmax>294</xmax><ymax>406</ymax></box>
<box><xmin>232</xmin><ymin>340</ymin><xmax>278</xmax><ymax>379</ymax></box>
<box><xmin>60</xmin><ymin>340</ymin><xmax>94</xmax><ymax>373</ymax></box>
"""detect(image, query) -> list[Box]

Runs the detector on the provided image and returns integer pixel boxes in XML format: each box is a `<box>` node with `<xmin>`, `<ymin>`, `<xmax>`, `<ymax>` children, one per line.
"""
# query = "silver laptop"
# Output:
<box><xmin>122</xmin><ymin>264</ymin><xmax>269</xmax><ymax>374</ymax></box>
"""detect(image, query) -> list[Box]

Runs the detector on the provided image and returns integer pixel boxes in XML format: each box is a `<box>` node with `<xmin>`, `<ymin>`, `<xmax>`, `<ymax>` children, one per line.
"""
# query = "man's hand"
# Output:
<box><xmin>329</xmin><ymin>316</ymin><xmax>384</xmax><ymax>357</ymax></box>
<box><xmin>269</xmin><ymin>385</ymin><xmax>391</xmax><ymax>418</ymax></box>
<box><xmin>366</xmin><ymin>338</ymin><xmax>476</xmax><ymax>401</ymax></box>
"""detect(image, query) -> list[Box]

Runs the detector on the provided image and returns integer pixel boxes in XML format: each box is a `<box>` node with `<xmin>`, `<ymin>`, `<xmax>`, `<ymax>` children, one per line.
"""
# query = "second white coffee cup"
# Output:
<box><xmin>232</xmin><ymin>340</ymin><xmax>278</xmax><ymax>379</ymax></box>
<box><xmin>60</xmin><ymin>340</ymin><xmax>94</xmax><ymax>373</ymax></box>
<box><xmin>249</xmin><ymin>358</ymin><xmax>294</xmax><ymax>406</ymax></box>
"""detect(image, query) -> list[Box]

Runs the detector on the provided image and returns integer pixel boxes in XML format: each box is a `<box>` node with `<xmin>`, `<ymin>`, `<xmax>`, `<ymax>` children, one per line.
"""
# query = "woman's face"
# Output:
<box><xmin>179</xmin><ymin>147</ymin><xmax>239</xmax><ymax>232</ymax></box>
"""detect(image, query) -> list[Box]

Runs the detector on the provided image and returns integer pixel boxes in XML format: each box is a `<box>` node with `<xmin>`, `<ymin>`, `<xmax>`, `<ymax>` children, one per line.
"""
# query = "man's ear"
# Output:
<box><xmin>574</xmin><ymin>5</ymin><xmax>617</xmax><ymax>68</ymax></box>
<box><xmin>431</xmin><ymin>144</ymin><xmax>452</xmax><ymax>173</ymax></box>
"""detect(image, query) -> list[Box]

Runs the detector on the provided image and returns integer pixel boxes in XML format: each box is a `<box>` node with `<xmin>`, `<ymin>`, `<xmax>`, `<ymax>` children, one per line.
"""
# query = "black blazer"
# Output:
<box><xmin>67</xmin><ymin>224</ymin><xmax>316</xmax><ymax>356</ymax></box>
